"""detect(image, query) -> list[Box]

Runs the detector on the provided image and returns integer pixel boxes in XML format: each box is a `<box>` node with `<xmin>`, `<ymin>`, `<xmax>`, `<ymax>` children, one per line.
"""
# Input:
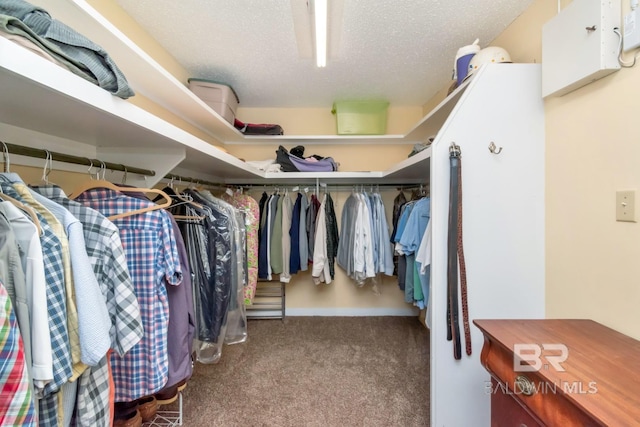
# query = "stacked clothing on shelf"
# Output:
<box><xmin>0</xmin><ymin>0</ymin><xmax>134</xmax><ymax>98</ymax></box>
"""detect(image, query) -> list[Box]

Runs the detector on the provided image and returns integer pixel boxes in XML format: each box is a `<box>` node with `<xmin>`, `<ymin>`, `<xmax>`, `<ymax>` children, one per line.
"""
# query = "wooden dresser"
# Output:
<box><xmin>474</xmin><ymin>319</ymin><xmax>640</xmax><ymax>426</ymax></box>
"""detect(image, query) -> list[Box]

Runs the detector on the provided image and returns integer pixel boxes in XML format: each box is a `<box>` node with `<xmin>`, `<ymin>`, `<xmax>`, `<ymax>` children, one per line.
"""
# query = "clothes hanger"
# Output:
<box><xmin>68</xmin><ymin>162</ymin><xmax>173</xmax><ymax>221</ymax></box>
<box><xmin>0</xmin><ymin>183</ymin><xmax>43</xmax><ymax>237</ymax></box>
<box><xmin>1</xmin><ymin>141</ymin><xmax>10</xmax><ymax>173</ymax></box>
<box><xmin>0</xmin><ymin>144</ymin><xmax>43</xmax><ymax>235</ymax></box>
<box><xmin>166</xmin><ymin>189</ymin><xmax>205</xmax><ymax>221</ymax></box>
<box><xmin>39</xmin><ymin>150</ymin><xmax>55</xmax><ymax>185</ymax></box>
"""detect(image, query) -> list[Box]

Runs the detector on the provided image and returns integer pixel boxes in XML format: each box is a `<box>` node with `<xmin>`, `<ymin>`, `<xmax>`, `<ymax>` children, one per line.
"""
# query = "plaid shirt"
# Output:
<box><xmin>76</xmin><ymin>188</ymin><xmax>182</xmax><ymax>402</ymax></box>
<box><xmin>0</xmin><ymin>181</ymin><xmax>71</xmax><ymax>427</ymax></box>
<box><xmin>32</xmin><ymin>185</ymin><xmax>143</xmax><ymax>426</ymax></box>
<box><xmin>0</xmin><ymin>280</ymin><xmax>37</xmax><ymax>427</ymax></box>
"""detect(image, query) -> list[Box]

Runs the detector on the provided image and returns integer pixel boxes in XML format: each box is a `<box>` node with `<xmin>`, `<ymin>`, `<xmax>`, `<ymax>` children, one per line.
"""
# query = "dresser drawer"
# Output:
<box><xmin>482</xmin><ymin>338</ymin><xmax>601</xmax><ymax>427</ymax></box>
<box><xmin>490</xmin><ymin>378</ymin><xmax>542</xmax><ymax>427</ymax></box>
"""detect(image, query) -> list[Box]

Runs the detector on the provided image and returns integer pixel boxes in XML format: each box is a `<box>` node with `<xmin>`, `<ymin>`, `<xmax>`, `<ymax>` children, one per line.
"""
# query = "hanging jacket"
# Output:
<box><xmin>183</xmin><ymin>189</ymin><xmax>234</xmax><ymax>344</ymax></box>
<box><xmin>324</xmin><ymin>193</ymin><xmax>339</xmax><ymax>280</ymax></box>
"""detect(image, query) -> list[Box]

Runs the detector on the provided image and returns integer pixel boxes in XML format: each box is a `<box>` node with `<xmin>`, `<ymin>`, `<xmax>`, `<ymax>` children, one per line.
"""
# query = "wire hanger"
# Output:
<box><xmin>1</xmin><ymin>141</ymin><xmax>10</xmax><ymax>173</ymax></box>
<box><xmin>40</xmin><ymin>150</ymin><xmax>53</xmax><ymax>184</ymax></box>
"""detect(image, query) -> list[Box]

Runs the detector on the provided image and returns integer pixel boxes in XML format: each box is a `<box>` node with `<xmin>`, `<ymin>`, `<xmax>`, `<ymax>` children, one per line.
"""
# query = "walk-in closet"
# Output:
<box><xmin>0</xmin><ymin>1</ymin><xmax>549</xmax><ymax>426</ymax></box>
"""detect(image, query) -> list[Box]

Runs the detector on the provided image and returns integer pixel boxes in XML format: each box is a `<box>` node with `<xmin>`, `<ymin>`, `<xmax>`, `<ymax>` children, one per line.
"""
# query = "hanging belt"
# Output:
<box><xmin>456</xmin><ymin>151</ymin><xmax>472</xmax><ymax>356</ymax></box>
<box><xmin>447</xmin><ymin>142</ymin><xmax>471</xmax><ymax>360</ymax></box>
<box><xmin>447</xmin><ymin>143</ymin><xmax>461</xmax><ymax>359</ymax></box>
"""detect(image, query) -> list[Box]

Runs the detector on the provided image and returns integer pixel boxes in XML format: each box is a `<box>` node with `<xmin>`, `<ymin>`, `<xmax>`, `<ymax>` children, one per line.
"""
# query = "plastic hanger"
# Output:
<box><xmin>68</xmin><ymin>177</ymin><xmax>173</xmax><ymax>221</ymax></box>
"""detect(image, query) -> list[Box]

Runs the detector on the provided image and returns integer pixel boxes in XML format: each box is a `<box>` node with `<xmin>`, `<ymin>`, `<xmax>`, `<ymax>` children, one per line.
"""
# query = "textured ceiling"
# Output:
<box><xmin>115</xmin><ymin>0</ymin><xmax>534</xmax><ymax>108</ymax></box>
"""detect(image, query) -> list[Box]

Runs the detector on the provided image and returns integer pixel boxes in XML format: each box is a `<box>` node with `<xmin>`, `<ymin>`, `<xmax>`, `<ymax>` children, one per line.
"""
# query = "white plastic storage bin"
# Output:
<box><xmin>187</xmin><ymin>78</ymin><xmax>239</xmax><ymax>124</ymax></box>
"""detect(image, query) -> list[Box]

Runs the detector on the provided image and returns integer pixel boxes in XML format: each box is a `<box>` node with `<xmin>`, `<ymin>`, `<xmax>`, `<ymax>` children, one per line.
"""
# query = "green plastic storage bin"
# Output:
<box><xmin>331</xmin><ymin>100</ymin><xmax>389</xmax><ymax>135</ymax></box>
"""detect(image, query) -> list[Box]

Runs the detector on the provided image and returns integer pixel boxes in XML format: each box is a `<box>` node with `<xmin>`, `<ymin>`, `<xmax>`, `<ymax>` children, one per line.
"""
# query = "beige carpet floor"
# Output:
<box><xmin>157</xmin><ymin>316</ymin><xmax>430</xmax><ymax>426</ymax></box>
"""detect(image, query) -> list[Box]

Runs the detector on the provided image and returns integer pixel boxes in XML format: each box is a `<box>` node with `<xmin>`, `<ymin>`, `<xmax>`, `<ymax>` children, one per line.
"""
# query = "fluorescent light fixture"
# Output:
<box><xmin>314</xmin><ymin>0</ymin><xmax>327</xmax><ymax>67</ymax></box>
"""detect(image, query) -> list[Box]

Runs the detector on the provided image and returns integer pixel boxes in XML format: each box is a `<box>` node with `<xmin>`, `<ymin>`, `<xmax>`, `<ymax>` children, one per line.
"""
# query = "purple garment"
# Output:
<box><xmin>164</xmin><ymin>215</ymin><xmax>195</xmax><ymax>388</ymax></box>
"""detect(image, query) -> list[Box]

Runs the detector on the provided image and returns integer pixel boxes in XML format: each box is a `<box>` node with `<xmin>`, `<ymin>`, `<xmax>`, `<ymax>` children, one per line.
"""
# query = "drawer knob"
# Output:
<box><xmin>515</xmin><ymin>375</ymin><xmax>536</xmax><ymax>396</ymax></box>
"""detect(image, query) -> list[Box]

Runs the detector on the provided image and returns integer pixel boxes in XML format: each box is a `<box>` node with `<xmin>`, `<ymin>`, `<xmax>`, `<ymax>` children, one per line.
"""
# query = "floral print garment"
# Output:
<box><xmin>221</xmin><ymin>192</ymin><xmax>259</xmax><ymax>305</ymax></box>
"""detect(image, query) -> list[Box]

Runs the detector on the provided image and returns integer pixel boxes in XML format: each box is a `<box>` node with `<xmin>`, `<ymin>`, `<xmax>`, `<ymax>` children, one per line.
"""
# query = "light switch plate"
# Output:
<box><xmin>616</xmin><ymin>190</ymin><xmax>636</xmax><ymax>222</ymax></box>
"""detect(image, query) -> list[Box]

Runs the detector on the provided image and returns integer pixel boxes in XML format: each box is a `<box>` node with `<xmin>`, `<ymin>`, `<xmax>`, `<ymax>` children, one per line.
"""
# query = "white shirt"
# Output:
<box><xmin>280</xmin><ymin>193</ymin><xmax>293</xmax><ymax>283</ymax></box>
<box><xmin>312</xmin><ymin>194</ymin><xmax>331</xmax><ymax>284</ymax></box>
<box><xmin>29</xmin><ymin>189</ymin><xmax>111</xmax><ymax>366</ymax></box>
<box><xmin>0</xmin><ymin>202</ymin><xmax>53</xmax><ymax>392</ymax></box>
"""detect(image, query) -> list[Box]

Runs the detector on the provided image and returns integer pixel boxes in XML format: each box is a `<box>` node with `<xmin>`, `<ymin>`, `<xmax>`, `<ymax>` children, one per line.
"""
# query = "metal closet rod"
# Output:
<box><xmin>163</xmin><ymin>173</ymin><xmax>224</xmax><ymax>188</ymax></box>
<box><xmin>1</xmin><ymin>142</ymin><xmax>156</xmax><ymax>177</ymax></box>
<box><xmin>233</xmin><ymin>182</ymin><xmax>428</xmax><ymax>189</ymax></box>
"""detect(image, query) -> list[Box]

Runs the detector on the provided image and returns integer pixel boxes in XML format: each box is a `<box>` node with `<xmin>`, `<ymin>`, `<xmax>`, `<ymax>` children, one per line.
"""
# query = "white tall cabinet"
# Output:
<box><xmin>0</xmin><ymin>1</ymin><xmax>545</xmax><ymax>424</ymax></box>
<box><xmin>428</xmin><ymin>63</ymin><xmax>545</xmax><ymax>426</ymax></box>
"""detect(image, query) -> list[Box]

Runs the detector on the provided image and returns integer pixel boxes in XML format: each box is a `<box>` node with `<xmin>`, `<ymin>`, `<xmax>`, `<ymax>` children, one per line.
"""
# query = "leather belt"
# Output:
<box><xmin>447</xmin><ymin>143</ymin><xmax>471</xmax><ymax>360</ymax></box>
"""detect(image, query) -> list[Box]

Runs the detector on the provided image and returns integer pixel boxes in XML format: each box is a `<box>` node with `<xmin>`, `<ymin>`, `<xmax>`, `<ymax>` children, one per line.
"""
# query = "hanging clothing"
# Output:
<box><xmin>312</xmin><ymin>194</ymin><xmax>331</xmax><ymax>285</ymax></box>
<box><xmin>280</xmin><ymin>193</ymin><xmax>293</xmax><ymax>283</ymax></box>
<box><xmin>0</xmin><ymin>279</ymin><xmax>37</xmax><ymax>427</ymax></box>
<box><xmin>353</xmin><ymin>193</ymin><xmax>375</xmax><ymax>284</ymax></box>
<box><xmin>324</xmin><ymin>192</ymin><xmax>339</xmax><ymax>280</ymax></box>
<box><xmin>31</xmin><ymin>184</ymin><xmax>143</xmax><ymax>427</ymax></box>
<box><xmin>307</xmin><ymin>194</ymin><xmax>321</xmax><ymax>264</ymax></box>
<box><xmin>180</xmin><ymin>190</ymin><xmax>234</xmax><ymax>345</ymax></box>
<box><xmin>0</xmin><ymin>180</ymin><xmax>71</xmax><ymax>426</ymax></box>
<box><xmin>416</xmin><ymin>220</ymin><xmax>433</xmax><ymax>328</ymax></box>
<box><xmin>390</xmin><ymin>191</ymin><xmax>407</xmax><ymax>276</ymax></box>
<box><xmin>29</xmin><ymin>188</ymin><xmax>111</xmax><ymax>367</ymax></box>
<box><xmin>0</xmin><ymin>202</ymin><xmax>51</xmax><ymax>393</ymax></box>
<box><xmin>125</xmin><ymin>185</ymin><xmax>196</xmax><ymax>389</ymax></box>
<box><xmin>396</xmin><ymin>197</ymin><xmax>431</xmax><ymax>307</ymax></box>
<box><xmin>270</xmin><ymin>195</ymin><xmax>284</xmax><ymax>275</ymax></box>
<box><xmin>298</xmin><ymin>193</ymin><xmax>309</xmax><ymax>272</ymax></box>
<box><xmin>372</xmin><ymin>193</ymin><xmax>394</xmax><ymax>276</ymax></box>
<box><xmin>76</xmin><ymin>188</ymin><xmax>182</xmax><ymax>402</ymax></box>
<box><xmin>220</xmin><ymin>191</ymin><xmax>259</xmax><ymax>304</ymax></box>
<box><xmin>163</xmin><ymin>214</ymin><xmax>195</xmax><ymax>389</ymax></box>
<box><xmin>289</xmin><ymin>193</ymin><xmax>302</xmax><ymax>275</ymax></box>
<box><xmin>337</xmin><ymin>192</ymin><xmax>359</xmax><ymax>277</ymax></box>
<box><xmin>258</xmin><ymin>192</ymin><xmax>269</xmax><ymax>279</ymax></box>
<box><xmin>187</xmin><ymin>189</ymin><xmax>245</xmax><ymax>358</ymax></box>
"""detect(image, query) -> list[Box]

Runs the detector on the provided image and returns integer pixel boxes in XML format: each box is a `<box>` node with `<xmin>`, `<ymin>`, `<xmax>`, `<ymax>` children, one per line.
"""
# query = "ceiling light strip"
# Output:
<box><xmin>314</xmin><ymin>0</ymin><xmax>328</xmax><ymax>67</ymax></box>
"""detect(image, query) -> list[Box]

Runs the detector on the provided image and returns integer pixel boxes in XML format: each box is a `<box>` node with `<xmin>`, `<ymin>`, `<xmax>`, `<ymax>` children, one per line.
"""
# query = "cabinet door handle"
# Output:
<box><xmin>515</xmin><ymin>375</ymin><xmax>536</xmax><ymax>396</ymax></box>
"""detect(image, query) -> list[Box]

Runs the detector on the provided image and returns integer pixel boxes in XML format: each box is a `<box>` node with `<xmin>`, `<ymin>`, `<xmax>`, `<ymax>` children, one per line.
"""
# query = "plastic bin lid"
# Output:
<box><xmin>187</xmin><ymin>78</ymin><xmax>239</xmax><ymax>103</ymax></box>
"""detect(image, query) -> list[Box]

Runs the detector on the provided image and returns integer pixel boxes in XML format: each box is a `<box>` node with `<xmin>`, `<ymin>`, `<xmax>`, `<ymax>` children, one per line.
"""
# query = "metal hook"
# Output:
<box><xmin>121</xmin><ymin>165</ymin><xmax>128</xmax><ymax>185</ymax></box>
<box><xmin>1</xmin><ymin>141</ymin><xmax>10</xmax><ymax>173</ymax></box>
<box><xmin>488</xmin><ymin>141</ymin><xmax>503</xmax><ymax>154</ymax></box>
